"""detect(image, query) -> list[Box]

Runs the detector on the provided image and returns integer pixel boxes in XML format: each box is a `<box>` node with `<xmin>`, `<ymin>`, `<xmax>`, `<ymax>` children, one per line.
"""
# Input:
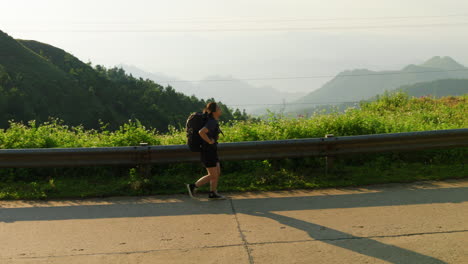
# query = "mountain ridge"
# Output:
<box><xmin>420</xmin><ymin>56</ymin><xmax>466</xmax><ymax>70</ymax></box>
<box><xmin>288</xmin><ymin>78</ymin><xmax>468</xmax><ymax>116</ymax></box>
<box><xmin>294</xmin><ymin>56</ymin><xmax>468</xmax><ymax>108</ymax></box>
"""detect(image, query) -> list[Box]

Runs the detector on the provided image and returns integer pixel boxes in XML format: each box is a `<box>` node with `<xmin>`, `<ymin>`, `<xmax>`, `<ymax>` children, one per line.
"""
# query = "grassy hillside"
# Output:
<box><xmin>398</xmin><ymin>79</ymin><xmax>468</xmax><ymax>97</ymax></box>
<box><xmin>0</xmin><ymin>31</ymin><xmax>71</xmax><ymax>84</ymax></box>
<box><xmin>0</xmin><ymin>30</ymin><xmax>248</xmax><ymax>131</ymax></box>
<box><xmin>0</xmin><ymin>94</ymin><xmax>466</xmax><ymax>199</ymax></box>
<box><xmin>293</xmin><ymin>56</ymin><xmax>468</xmax><ymax>112</ymax></box>
<box><xmin>0</xmin><ymin>30</ymin><xmax>105</xmax><ymax>127</ymax></box>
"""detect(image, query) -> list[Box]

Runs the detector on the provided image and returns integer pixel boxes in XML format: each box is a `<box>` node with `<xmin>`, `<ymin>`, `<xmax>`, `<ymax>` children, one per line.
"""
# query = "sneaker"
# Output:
<box><xmin>186</xmin><ymin>184</ymin><xmax>197</xmax><ymax>198</ymax></box>
<box><xmin>208</xmin><ymin>192</ymin><xmax>227</xmax><ymax>200</ymax></box>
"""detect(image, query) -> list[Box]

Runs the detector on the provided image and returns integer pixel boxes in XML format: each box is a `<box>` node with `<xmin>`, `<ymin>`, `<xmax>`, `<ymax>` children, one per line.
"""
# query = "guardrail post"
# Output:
<box><xmin>325</xmin><ymin>134</ymin><xmax>335</xmax><ymax>174</ymax></box>
<box><xmin>137</xmin><ymin>143</ymin><xmax>151</xmax><ymax>178</ymax></box>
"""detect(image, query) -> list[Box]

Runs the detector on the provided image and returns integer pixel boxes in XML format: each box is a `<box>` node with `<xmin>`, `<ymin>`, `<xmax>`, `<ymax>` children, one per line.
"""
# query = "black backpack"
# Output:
<box><xmin>186</xmin><ymin>112</ymin><xmax>208</xmax><ymax>152</ymax></box>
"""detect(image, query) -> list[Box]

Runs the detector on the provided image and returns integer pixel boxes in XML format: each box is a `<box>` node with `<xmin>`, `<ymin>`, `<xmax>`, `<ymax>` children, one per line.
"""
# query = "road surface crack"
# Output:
<box><xmin>229</xmin><ymin>198</ymin><xmax>255</xmax><ymax>264</ymax></box>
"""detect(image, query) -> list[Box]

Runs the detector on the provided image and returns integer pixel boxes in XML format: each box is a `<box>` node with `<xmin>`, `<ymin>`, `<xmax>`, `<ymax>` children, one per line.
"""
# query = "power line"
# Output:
<box><xmin>164</xmin><ymin>14</ymin><xmax>468</xmax><ymax>23</ymax></box>
<box><xmin>226</xmin><ymin>101</ymin><xmax>365</xmax><ymax>107</ymax></box>
<box><xmin>14</xmin><ymin>22</ymin><xmax>468</xmax><ymax>33</ymax></box>
<box><xmin>225</xmin><ymin>96</ymin><xmax>468</xmax><ymax>107</ymax></box>
<box><xmin>11</xmin><ymin>14</ymin><xmax>468</xmax><ymax>25</ymax></box>
<box><xmin>163</xmin><ymin>69</ymin><xmax>468</xmax><ymax>83</ymax></box>
<box><xmin>188</xmin><ymin>14</ymin><xmax>468</xmax><ymax>23</ymax></box>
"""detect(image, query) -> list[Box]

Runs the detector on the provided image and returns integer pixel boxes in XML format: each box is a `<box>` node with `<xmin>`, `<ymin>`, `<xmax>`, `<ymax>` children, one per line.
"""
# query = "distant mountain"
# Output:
<box><xmin>420</xmin><ymin>56</ymin><xmax>466</xmax><ymax>70</ymax></box>
<box><xmin>120</xmin><ymin>65</ymin><xmax>305</xmax><ymax>113</ymax></box>
<box><xmin>291</xmin><ymin>78</ymin><xmax>468</xmax><ymax>116</ymax></box>
<box><xmin>293</xmin><ymin>56</ymin><xmax>468</xmax><ymax>110</ymax></box>
<box><xmin>0</xmin><ymin>30</ymin><xmax>246</xmax><ymax>130</ymax></box>
<box><xmin>194</xmin><ymin>76</ymin><xmax>305</xmax><ymax>112</ymax></box>
<box><xmin>119</xmin><ymin>64</ymin><xmax>199</xmax><ymax>96</ymax></box>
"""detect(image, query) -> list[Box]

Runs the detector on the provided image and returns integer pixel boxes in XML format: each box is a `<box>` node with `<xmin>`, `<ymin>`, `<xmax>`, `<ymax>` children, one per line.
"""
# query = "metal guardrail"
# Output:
<box><xmin>0</xmin><ymin>129</ymin><xmax>466</xmax><ymax>168</ymax></box>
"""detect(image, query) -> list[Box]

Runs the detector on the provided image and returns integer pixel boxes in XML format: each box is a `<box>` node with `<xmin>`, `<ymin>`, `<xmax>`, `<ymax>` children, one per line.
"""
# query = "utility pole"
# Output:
<box><xmin>280</xmin><ymin>98</ymin><xmax>286</xmax><ymax>116</ymax></box>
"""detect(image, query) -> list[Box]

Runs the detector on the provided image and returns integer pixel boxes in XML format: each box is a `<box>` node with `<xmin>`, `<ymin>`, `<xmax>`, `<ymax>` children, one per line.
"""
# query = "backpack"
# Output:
<box><xmin>186</xmin><ymin>112</ymin><xmax>208</xmax><ymax>152</ymax></box>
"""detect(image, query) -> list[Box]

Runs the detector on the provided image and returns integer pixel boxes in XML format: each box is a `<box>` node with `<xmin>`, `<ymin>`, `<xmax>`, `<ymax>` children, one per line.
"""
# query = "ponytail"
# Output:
<box><xmin>203</xmin><ymin>102</ymin><xmax>218</xmax><ymax>117</ymax></box>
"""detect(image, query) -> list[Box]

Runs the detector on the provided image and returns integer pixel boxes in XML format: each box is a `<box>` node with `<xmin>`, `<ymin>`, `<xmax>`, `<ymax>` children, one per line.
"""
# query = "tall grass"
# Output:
<box><xmin>1</xmin><ymin>93</ymin><xmax>466</xmax><ymax>149</ymax></box>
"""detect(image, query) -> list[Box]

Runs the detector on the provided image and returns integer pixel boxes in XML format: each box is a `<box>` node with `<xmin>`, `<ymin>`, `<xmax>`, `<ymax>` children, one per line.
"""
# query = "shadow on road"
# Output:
<box><xmin>2</xmin><ymin>184</ymin><xmax>466</xmax><ymax>263</ymax></box>
<box><xmin>1</xmin><ymin>185</ymin><xmax>466</xmax><ymax>222</ymax></box>
<box><xmin>252</xmin><ymin>211</ymin><xmax>447</xmax><ymax>264</ymax></box>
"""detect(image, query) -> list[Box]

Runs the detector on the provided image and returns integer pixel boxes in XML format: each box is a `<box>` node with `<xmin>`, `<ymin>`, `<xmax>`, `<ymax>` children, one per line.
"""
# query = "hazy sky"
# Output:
<box><xmin>2</xmin><ymin>0</ymin><xmax>468</xmax><ymax>93</ymax></box>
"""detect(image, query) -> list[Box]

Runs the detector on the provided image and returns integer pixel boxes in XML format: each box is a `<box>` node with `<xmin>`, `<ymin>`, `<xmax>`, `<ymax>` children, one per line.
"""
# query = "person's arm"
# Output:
<box><xmin>199</xmin><ymin>127</ymin><xmax>215</xmax><ymax>144</ymax></box>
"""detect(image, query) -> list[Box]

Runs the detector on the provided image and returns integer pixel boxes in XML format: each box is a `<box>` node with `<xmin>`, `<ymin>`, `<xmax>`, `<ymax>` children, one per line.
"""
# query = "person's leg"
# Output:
<box><xmin>195</xmin><ymin>166</ymin><xmax>217</xmax><ymax>188</ymax></box>
<box><xmin>209</xmin><ymin>165</ymin><xmax>220</xmax><ymax>192</ymax></box>
<box><xmin>211</xmin><ymin>162</ymin><xmax>221</xmax><ymax>190</ymax></box>
<box><xmin>196</xmin><ymin>147</ymin><xmax>212</xmax><ymax>187</ymax></box>
<box><xmin>208</xmin><ymin>162</ymin><xmax>225</xmax><ymax>199</ymax></box>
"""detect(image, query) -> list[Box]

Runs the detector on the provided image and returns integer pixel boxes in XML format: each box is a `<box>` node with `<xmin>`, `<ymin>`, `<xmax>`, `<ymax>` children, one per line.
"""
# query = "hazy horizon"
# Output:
<box><xmin>3</xmin><ymin>0</ymin><xmax>468</xmax><ymax>94</ymax></box>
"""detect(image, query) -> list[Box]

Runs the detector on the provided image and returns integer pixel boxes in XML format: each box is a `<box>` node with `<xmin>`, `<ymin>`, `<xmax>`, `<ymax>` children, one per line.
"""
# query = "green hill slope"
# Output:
<box><xmin>0</xmin><ymin>30</ymin><xmax>247</xmax><ymax>130</ymax></box>
<box><xmin>399</xmin><ymin>79</ymin><xmax>468</xmax><ymax>97</ymax></box>
<box><xmin>16</xmin><ymin>38</ymin><xmax>131</xmax><ymax>127</ymax></box>
<box><xmin>0</xmin><ymin>31</ymin><xmax>109</xmax><ymax>128</ymax></box>
<box><xmin>0</xmin><ymin>32</ymin><xmax>70</xmax><ymax>83</ymax></box>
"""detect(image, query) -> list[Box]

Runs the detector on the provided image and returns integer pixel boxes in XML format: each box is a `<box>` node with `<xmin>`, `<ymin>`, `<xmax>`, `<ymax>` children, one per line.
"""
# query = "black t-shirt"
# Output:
<box><xmin>203</xmin><ymin>118</ymin><xmax>220</xmax><ymax>142</ymax></box>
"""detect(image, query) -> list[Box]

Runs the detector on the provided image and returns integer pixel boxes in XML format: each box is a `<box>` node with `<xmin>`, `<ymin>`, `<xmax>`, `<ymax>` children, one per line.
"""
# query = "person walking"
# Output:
<box><xmin>186</xmin><ymin>102</ymin><xmax>226</xmax><ymax>200</ymax></box>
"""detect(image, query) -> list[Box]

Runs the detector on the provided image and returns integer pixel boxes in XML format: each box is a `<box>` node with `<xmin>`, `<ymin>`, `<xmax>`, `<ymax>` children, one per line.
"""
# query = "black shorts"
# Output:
<box><xmin>200</xmin><ymin>143</ymin><xmax>219</xmax><ymax>168</ymax></box>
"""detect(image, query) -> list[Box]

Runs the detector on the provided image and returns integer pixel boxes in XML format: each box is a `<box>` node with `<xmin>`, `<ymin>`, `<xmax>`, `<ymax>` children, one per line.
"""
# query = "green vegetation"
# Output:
<box><xmin>0</xmin><ymin>93</ymin><xmax>466</xmax><ymax>199</ymax></box>
<box><xmin>0</xmin><ymin>30</ymin><xmax>248</xmax><ymax>131</ymax></box>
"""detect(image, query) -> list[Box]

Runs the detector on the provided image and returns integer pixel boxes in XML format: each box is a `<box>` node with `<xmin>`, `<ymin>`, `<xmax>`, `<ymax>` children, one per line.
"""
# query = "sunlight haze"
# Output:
<box><xmin>2</xmin><ymin>0</ymin><xmax>468</xmax><ymax>98</ymax></box>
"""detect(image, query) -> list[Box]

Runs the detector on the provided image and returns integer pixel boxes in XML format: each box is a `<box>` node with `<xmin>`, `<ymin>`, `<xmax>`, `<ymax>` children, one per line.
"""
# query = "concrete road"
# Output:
<box><xmin>1</xmin><ymin>179</ymin><xmax>467</xmax><ymax>264</ymax></box>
